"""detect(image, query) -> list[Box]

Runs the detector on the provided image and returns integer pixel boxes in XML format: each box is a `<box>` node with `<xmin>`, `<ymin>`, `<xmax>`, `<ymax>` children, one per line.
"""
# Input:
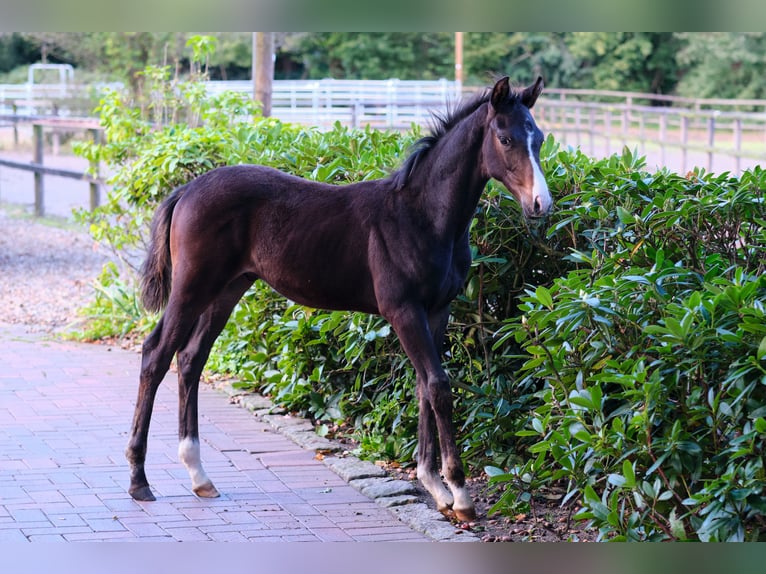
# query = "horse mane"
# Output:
<box><xmin>390</xmin><ymin>84</ymin><xmax>520</xmax><ymax>190</ymax></box>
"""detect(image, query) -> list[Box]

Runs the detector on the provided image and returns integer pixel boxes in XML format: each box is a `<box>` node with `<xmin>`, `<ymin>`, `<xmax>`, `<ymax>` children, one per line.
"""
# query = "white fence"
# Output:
<box><xmin>1</xmin><ymin>78</ymin><xmax>460</xmax><ymax>128</ymax></box>
<box><xmin>206</xmin><ymin>79</ymin><xmax>460</xmax><ymax>129</ymax></box>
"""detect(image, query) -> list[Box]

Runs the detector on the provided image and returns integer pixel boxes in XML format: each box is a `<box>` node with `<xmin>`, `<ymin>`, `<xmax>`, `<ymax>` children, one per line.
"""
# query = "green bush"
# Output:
<box><xmin>76</xmin><ymin>47</ymin><xmax>766</xmax><ymax>541</ymax></box>
<box><xmin>489</xmin><ymin>150</ymin><xmax>766</xmax><ymax>541</ymax></box>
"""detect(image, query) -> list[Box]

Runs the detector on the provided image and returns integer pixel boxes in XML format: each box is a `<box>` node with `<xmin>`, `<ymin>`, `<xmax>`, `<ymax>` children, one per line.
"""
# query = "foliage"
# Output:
<box><xmin>566</xmin><ymin>32</ymin><xmax>681</xmax><ymax>94</ymax></box>
<box><xmin>0</xmin><ymin>33</ymin><xmax>41</xmax><ymax>73</ymax></box>
<box><xmin>77</xmin><ymin>50</ymin><xmax>766</xmax><ymax>541</ymax></box>
<box><xmin>288</xmin><ymin>33</ymin><xmax>455</xmax><ymax>81</ymax></box>
<box><xmin>488</xmin><ymin>148</ymin><xmax>766</xmax><ymax>541</ymax></box>
<box><xmin>71</xmin><ymin>262</ymin><xmax>157</xmax><ymax>340</ymax></box>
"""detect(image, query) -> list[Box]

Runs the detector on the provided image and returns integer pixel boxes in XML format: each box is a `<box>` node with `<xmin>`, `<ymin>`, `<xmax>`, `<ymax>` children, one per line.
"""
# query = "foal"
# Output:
<box><xmin>126</xmin><ymin>76</ymin><xmax>551</xmax><ymax>521</ymax></box>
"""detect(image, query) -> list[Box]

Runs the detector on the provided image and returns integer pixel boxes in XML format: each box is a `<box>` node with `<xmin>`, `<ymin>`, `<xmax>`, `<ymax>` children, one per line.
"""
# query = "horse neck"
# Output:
<box><xmin>408</xmin><ymin>104</ymin><xmax>489</xmax><ymax>240</ymax></box>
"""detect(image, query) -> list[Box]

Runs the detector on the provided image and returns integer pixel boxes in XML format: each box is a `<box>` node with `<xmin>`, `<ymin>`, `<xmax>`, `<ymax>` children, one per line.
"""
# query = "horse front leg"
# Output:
<box><xmin>415</xmin><ymin>373</ymin><xmax>454</xmax><ymax>512</ymax></box>
<box><xmin>388</xmin><ymin>304</ymin><xmax>476</xmax><ymax>521</ymax></box>
<box><xmin>427</xmin><ymin>366</ymin><xmax>475</xmax><ymax>522</ymax></box>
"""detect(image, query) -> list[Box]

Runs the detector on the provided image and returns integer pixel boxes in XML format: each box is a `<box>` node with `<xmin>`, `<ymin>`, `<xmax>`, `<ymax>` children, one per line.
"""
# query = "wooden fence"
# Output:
<box><xmin>536</xmin><ymin>88</ymin><xmax>766</xmax><ymax>175</ymax></box>
<box><xmin>0</xmin><ymin>116</ymin><xmax>102</xmax><ymax>216</ymax></box>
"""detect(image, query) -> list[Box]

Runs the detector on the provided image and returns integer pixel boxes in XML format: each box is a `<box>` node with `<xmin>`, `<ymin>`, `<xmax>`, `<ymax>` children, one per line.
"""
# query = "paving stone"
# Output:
<box><xmin>375</xmin><ymin>494</ymin><xmax>420</xmax><ymax>508</ymax></box>
<box><xmin>322</xmin><ymin>456</ymin><xmax>388</xmax><ymax>482</ymax></box>
<box><xmin>261</xmin><ymin>414</ymin><xmax>314</xmax><ymax>432</ymax></box>
<box><xmin>0</xmin><ymin>324</ymin><xmax>434</xmax><ymax>543</ymax></box>
<box><xmin>238</xmin><ymin>394</ymin><xmax>274</xmax><ymax>412</ymax></box>
<box><xmin>278</xmin><ymin>428</ymin><xmax>341</xmax><ymax>452</ymax></box>
<box><xmin>356</xmin><ymin>479</ymin><xmax>418</xmax><ymax>500</ymax></box>
<box><xmin>388</xmin><ymin>503</ymin><xmax>480</xmax><ymax>542</ymax></box>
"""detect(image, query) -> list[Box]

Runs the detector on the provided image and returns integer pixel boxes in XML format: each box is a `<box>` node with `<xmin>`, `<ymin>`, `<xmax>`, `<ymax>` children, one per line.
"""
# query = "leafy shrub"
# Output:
<box><xmin>489</xmin><ymin>149</ymin><xmax>766</xmax><ymax>541</ymax></box>
<box><xmin>72</xmin><ymin>261</ymin><xmax>156</xmax><ymax>339</ymax></box>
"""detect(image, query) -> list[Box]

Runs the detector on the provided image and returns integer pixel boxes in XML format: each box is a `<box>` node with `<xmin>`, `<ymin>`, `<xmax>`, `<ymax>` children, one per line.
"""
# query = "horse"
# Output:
<box><xmin>125</xmin><ymin>76</ymin><xmax>552</xmax><ymax>521</ymax></box>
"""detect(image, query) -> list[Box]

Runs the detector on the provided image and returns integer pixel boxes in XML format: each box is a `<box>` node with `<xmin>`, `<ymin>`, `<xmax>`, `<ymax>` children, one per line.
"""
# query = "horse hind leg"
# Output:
<box><xmin>176</xmin><ymin>275</ymin><xmax>254</xmax><ymax>498</ymax></box>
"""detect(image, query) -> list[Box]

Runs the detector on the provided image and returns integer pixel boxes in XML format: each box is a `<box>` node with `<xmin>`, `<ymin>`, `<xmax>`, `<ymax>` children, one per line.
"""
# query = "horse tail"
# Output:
<box><xmin>140</xmin><ymin>185</ymin><xmax>186</xmax><ymax>313</ymax></box>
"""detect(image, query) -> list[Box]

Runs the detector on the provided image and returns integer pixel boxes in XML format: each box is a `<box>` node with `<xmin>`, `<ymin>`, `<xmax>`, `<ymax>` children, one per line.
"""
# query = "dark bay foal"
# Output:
<box><xmin>126</xmin><ymin>76</ymin><xmax>552</xmax><ymax>521</ymax></box>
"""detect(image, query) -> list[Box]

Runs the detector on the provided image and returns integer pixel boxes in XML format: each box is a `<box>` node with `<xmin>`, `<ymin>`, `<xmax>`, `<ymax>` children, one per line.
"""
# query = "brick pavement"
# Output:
<box><xmin>0</xmin><ymin>323</ymin><xmax>429</xmax><ymax>542</ymax></box>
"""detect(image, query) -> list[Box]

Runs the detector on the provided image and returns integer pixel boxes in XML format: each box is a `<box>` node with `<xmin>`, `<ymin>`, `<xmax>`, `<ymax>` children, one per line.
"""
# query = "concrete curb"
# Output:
<box><xmin>214</xmin><ymin>380</ymin><xmax>479</xmax><ymax>542</ymax></box>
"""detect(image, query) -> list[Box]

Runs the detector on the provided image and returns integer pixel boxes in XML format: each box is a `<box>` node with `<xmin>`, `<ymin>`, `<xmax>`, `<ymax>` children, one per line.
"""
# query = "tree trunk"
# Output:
<box><xmin>253</xmin><ymin>33</ymin><xmax>274</xmax><ymax>117</ymax></box>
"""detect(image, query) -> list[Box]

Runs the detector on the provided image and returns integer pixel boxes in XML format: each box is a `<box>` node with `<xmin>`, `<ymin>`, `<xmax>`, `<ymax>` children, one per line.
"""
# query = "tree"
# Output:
<box><xmin>0</xmin><ymin>33</ymin><xmax>40</xmax><ymax>73</ymax></box>
<box><xmin>565</xmin><ymin>32</ymin><xmax>680</xmax><ymax>94</ymax></box>
<box><xmin>463</xmin><ymin>32</ymin><xmax>579</xmax><ymax>87</ymax></box>
<box><xmin>287</xmin><ymin>33</ymin><xmax>454</xmax><ymax>80</ymax></box>
<box><xmin>18</xmin><ymin>33</ymin><xmax>183</xmax><ymax>95</ymax></box>
<box><xmin>675</xmin><ymin>32</ymin><xmax>766</xmax><ymax>99</ymax></box>
<box><xmin>10</xmin><ymin>32</ymin><xmax>766</xmax><ymax>102</ymax></box>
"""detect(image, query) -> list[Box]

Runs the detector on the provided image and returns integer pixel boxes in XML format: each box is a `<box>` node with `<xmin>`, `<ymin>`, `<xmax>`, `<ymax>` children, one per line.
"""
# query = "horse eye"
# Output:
<box><xmin>498</xmin><ymin>135</ymin><xmax>511</xmax><ymax>146</ymax></box>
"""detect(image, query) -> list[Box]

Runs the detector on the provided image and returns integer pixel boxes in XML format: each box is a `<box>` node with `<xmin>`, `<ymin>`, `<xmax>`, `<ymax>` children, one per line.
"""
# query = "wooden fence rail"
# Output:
<box><xmin>0</xmin><ymin>115</ymin><xmax>102</xmax><ymax>216</ymax></box>
<box><xmin>536</xmin><ymin>89</ymin><xmax>766</xmax><ymax>175</ymax></box>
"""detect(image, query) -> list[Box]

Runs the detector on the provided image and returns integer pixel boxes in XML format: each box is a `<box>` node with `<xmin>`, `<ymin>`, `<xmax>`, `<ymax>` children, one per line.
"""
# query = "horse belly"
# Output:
<box><xmin>265</xmin><ymin>274</ymin><xmax>379</xmax><ymax>315</ymax></box>
<box><xmin>252</xmin><ymin>238</ymin><xmax>379</xmax><ymax>315</ymax></box>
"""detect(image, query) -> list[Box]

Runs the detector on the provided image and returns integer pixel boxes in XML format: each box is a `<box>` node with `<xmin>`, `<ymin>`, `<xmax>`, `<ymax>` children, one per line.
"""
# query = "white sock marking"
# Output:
<box><xmin>178</xmin><ymin>437</ymin><xmax>211</xmax><ymax>490</ymax></box>
<box><xmin>417</xmin><ymin>467</ymin><xmax>454</xmax><ymax>510</ymax></box>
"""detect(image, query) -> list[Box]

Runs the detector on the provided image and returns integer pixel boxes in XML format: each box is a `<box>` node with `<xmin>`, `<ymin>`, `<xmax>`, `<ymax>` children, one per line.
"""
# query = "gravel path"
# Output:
<box><xmin>0</xmin><ymin>207</ymin><xmax>112</xmax><ymax>331</ymax></box>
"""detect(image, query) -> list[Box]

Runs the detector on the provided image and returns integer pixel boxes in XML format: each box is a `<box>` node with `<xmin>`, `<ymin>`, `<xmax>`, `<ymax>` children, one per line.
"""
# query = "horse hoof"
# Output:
<box><xmin>129</xmin><ymin>485</ymin><xmax>156</xmax><ymax>502</ymax></box>
<box><xmin>193</xmin><ymin>483</ymin><xmax>220</xmax><ymax>498</ymax></box>
<box><xmin>454</xmin><ymin>506</ymin><xmax>477</xmax><ymax>522</ymax></box>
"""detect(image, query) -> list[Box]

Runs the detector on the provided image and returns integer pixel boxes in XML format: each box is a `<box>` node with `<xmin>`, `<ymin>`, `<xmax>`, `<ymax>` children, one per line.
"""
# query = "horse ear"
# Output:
<box><xmin>490</xmin><ymin>76</ymin><xmax>510</xmax><ymax>110</ymax></box>
<box><xmin>521</xmin><ymin>76</ymin><xmax>544</xmax><ymax>109</ymax></box>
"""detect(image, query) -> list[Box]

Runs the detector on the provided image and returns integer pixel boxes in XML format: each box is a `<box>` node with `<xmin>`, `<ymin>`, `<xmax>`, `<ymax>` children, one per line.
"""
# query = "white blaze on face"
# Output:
<box><xmin>527</xmin><ymin>130</ymin><xmax>552</xmax><ymax>214</ymax></box>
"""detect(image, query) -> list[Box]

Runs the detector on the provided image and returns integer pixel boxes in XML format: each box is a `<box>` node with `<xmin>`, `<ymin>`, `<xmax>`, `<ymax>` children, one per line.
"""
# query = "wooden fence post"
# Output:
<box><xmin>88</xmin><ymin>128</ymin><xmax>101</xmax><ymax>210</ymax></box>
<box><xmin>734</xmin><ymin>118</ymin><xmax>742</xmax><ymax>175</ymax></box>
<box><xmin>681</xmin><ymin>115</ymin><xmax>688</xmax><ymax>174</ymax></box>
<box><xmin>33</xmin><ymin>123</ymin><xmax>44</xmax><ymax>217</ymax></box>
<box><xmin>707</xmin><ymin>116</ymin><xmax>716</xmax><ymax>172</ymax></box>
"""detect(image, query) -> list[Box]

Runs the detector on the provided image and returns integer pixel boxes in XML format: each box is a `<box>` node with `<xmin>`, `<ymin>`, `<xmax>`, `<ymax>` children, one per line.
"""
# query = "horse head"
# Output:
<box><xmin>482</xmin><ymin>76</ymin><xmax>552</xmax><ymax>219</ymax></box>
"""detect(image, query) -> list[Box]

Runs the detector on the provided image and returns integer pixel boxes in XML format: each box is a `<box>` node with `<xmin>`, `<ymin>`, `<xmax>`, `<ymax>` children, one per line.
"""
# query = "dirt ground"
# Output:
<box><xmin>378</xmin><ymin>461</ymin><xmax>598</xmax><ymax>542</ymax></box>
